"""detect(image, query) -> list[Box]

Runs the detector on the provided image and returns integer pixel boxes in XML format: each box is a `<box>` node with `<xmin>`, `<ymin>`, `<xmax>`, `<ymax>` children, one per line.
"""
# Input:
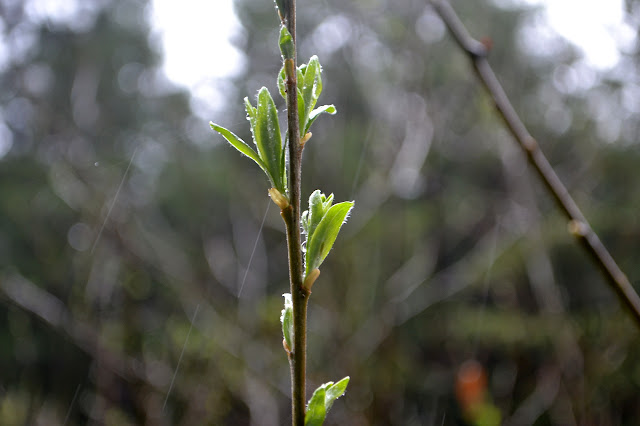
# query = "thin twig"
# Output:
<box><xmin>431</xmin><ymin>0</ymin><xmax>640</xmax><ymax>326</ymax></box>
<box><xmin>282</xmin><ymin>0</ymin><xmax>309</xmax><ymax>424</ymax></box>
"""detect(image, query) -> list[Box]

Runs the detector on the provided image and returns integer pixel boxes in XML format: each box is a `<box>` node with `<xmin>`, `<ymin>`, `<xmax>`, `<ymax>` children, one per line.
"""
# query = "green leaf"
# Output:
<box><xmin>278</xmin><ymin>58</ymin><xmax>334</xmax><ymax>139</ymax></box>
<box><xmin>279</xmin><ymin>25</ymin><xmax>295</xmax><ymax>60</ymax></box>
<box><xmin>280</xmin><ymin>293</ymin><xmax>293</xmax><ymax>351</ymax></box>
<box><xmin>245</xmin><ymin>96</ymin><xmax>257</xmax><ymax>128</ymax></box>
<box><xmin>210</xmin><ymin>123</ymin><xmax>268</xmax><ymax>174</ymax></box>
<box><xmin>279</xmin><ymin>73</ymin><xmax>305</xmax><ymax>136</ymax></box>
<box><xmin>305</xmin><ymin>104</ymin><xmax>337</xmax><ymax>134</ymax></box>
<box><xmin>305</xmin><ymin>190</ymin><xmax>334</xmax><ymax>240</ymax></box>
<box><xmin>299</xmin><ymin>56</ymin><xmax>323</xmax><ymax>136</ymax></box>
<box><xmin>245</xmin><ymin>96</ymin><xmax>260</xmax><ymax>152</ymax></box>
<box><xmin>296</xmin><ymin>66</ymin><xmax>306</xmax><ymax>133</ymax></box>
<box><xmin>302</xmin><ymin>56</ymin><xmax>323</xmax><ymax>107</ymax></box>
<box><xmin>274</xmin><ymin>0</ymin><xmax>286</xmax><ymax>17</ymax></box>
<box><xmin>305</xmin><ymin>377</ymin><xmax>350</xmax><ymax>426</ymax></box>
<box><xmin>297</xmin><ymin>87</ymin><xmax>306</xmax><ymax>137</ymax></box>
<box><xmin>277</xmin><ymin>65</ymin><xmax>286</xmax><ymax>99</ymax></box>
<box><xmin>305</xmin><ymin>200</ymin><xmax>354</xmax><ymax>276</ymax></box>
<box><xmin>254</xmin><ymin>87</ymin><xmax>285</xmax><ymax>192</ymax></box>
<box><xmin>324</xmin><ymin>377</ymin><xmax>349</xmax><ymax>404</ymax></box>
<box><xmin>308</xmin><ymin>190</ymin><xmax>325</xmax><ymax>231</ymax></box>
<box><xmin>280</xmin><ymin>133</ymin><xmax>287</xmax><ymax>191</ymax></box>
<box><xmin>301</xmin><ymin>210</ymin><xmax>310</xmax><ymax>235</ymax></box>
<box><xmin>298</xmin><ymin>61</ymin><xmax>308</xmax><ymax>77</ymax></box>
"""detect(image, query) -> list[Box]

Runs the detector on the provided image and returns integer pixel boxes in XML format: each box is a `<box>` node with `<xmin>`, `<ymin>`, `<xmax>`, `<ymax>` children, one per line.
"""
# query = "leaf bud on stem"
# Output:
<box><xmin>269</xmin><ymin>187</ymin><xmax>290</xmax><ymax>209</ymax></box>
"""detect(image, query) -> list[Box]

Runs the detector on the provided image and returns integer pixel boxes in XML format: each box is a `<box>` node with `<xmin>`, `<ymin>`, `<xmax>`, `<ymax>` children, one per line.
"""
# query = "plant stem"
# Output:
<box><xmin>281</xmin><ymin>1</ymin><xmax>310</xmax><ymax>425</ymax></box>
<box><xmin>282</xmin><ymin>206</ymin><xmax>309</xmax><ymax>426</ymax></box>
<box><xmin>431</xmin><ymin>0</ymin><xmax>640</xmax><ymax>327</ymax></box>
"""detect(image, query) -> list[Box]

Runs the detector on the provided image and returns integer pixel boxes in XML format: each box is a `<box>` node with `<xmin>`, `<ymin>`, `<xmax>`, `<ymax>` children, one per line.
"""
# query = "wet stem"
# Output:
<box><xmin>281</xmin><ymin>1</ymin><xmax>309</xmax><ymax>425</ymax></box>
<box><xmin>282</xmin><ymin>205</ymin><xmax>308</xmax><ymax>426</ymax></box>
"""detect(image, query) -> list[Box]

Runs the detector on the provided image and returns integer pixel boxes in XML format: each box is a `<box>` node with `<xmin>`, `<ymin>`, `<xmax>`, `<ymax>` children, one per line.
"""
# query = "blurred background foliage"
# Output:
<box><xmin>1</xmin><ymin>0</ymin><xmax>640</xmax><ymax>424</ymax></box>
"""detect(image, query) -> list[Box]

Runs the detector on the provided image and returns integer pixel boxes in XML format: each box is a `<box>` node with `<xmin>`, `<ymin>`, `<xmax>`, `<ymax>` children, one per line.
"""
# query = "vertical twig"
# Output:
<box><xmin>281</xmin><ymin>0</ymin><xmax>310</xmax><ymax>424</ymax></box>
<box><xmin>431</xmin><ymin>0</ymin><xmax>640</xmax><ymax>327</ymax></box>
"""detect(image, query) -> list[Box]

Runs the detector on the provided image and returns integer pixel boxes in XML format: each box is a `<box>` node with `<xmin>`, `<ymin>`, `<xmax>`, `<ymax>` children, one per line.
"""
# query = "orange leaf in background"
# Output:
<box><xmin>455</xmin><ymin>359</ymin><xmax>487</xmax><ymax>412</ymax></box>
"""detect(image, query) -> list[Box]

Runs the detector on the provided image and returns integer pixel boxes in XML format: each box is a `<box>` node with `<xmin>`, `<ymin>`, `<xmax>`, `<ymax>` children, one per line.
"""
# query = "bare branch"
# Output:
<box><xmin>431</xmin><ymin>0</ymin><xmax>640</xmax><ymax>326</ymax></box>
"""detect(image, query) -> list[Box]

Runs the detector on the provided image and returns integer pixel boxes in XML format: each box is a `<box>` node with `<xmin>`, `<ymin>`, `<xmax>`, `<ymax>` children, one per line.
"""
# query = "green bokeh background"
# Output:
<box><xmin>1</xmin><ymin>0</ymin><xmax>639</xmax><ymax>424</ymax></box>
